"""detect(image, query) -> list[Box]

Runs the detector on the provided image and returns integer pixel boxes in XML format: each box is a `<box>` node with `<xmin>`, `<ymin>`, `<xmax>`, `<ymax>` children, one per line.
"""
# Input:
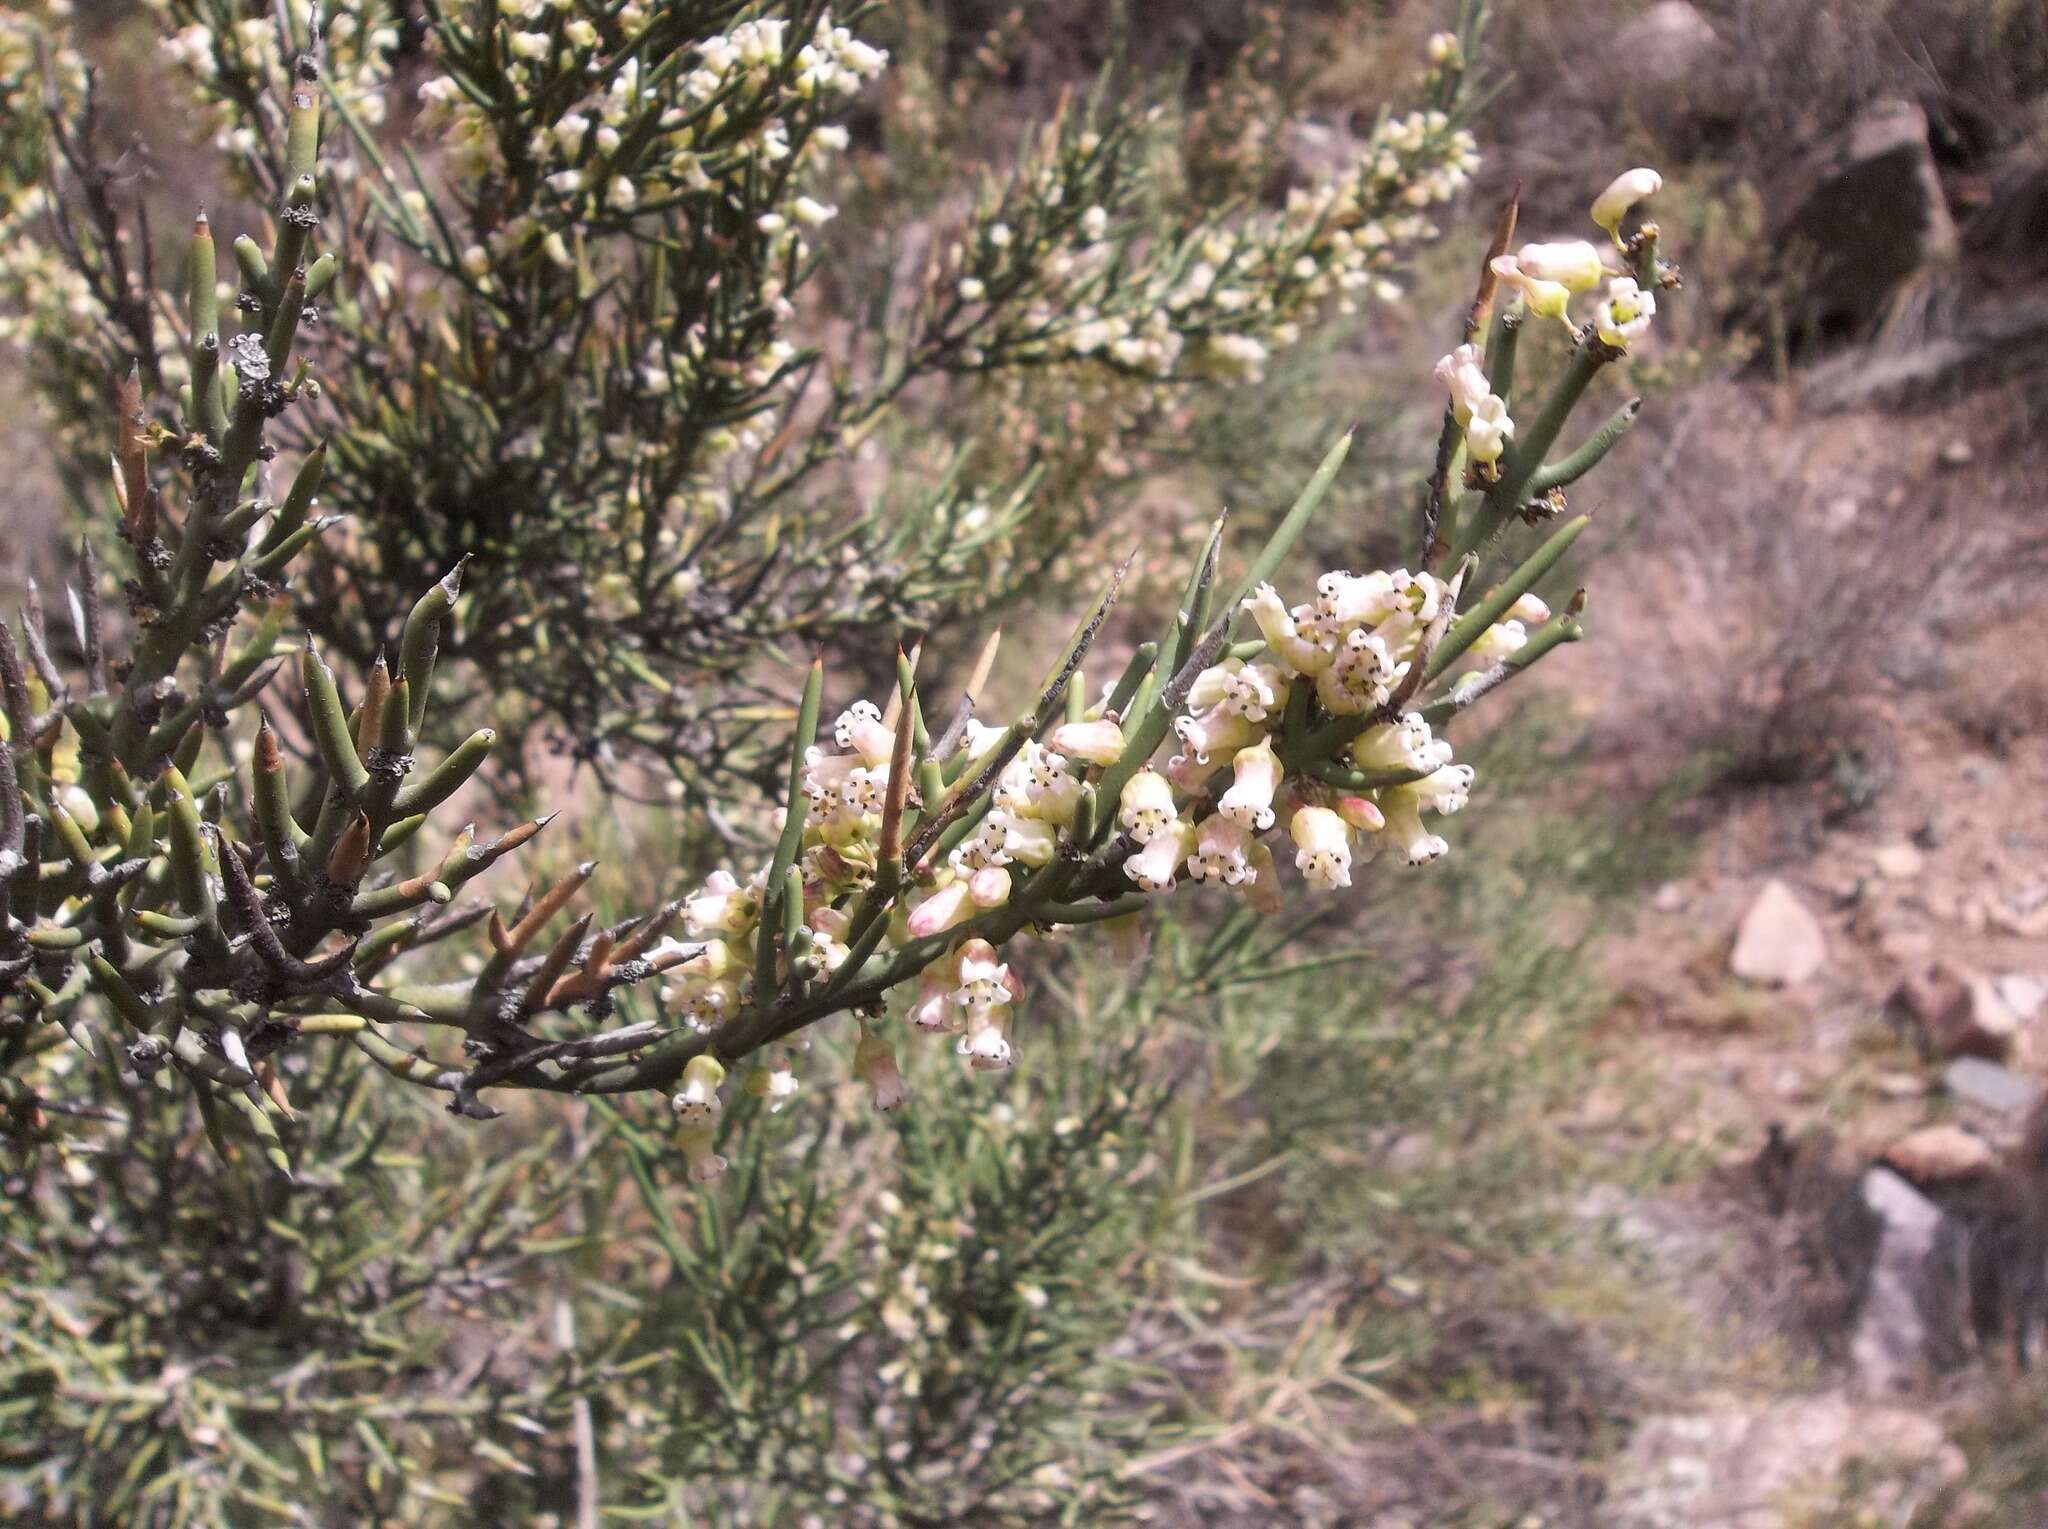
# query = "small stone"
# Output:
<box><xmin>1881</xmin><ymin>1125</ymin><xmax>1995</xmax><ymax>1185</ymax></box>
<box><xmin>1652</xmin><ymin>881</ymin><xmax>1687</xmax><ymax>913</ymax></box>
<box><xmin>1823</xmin><ymin>495</ymin><xmax>1861</xmax><ymax>531</ymax></box>
<box><xmin>1731</xmin><ymin>879</ymin><xmax>1828</xmax><ymax>986</ymax></box>
<box><xmin>1944</xmin><ymin>1056</ymin><xmax>2041</xmax><ymax>1117</ymax></box>
<box><xmin>1872</xmin><ymin>842</ymin><xmax>1924</xmax><ymax>880</ymax></box>
<box><xmin>1995</xmin><ymin>974</ymin><xmax>2047</xmax><ymax>1023</ymax></box>
<box><xmin>1890</xmin><ymin>961</ymin><xmax>2017</xmax><ymax>1059</ymax></box>
<box><xmin>1939</xmin><ymin>439</ymin><xmax>1974</xmax><ymax>467</ymax></box>
<box><xmin>1870</xmin><ymin>1071</ymin><xmax>1928</xmax><ymax>1100</ymax></box>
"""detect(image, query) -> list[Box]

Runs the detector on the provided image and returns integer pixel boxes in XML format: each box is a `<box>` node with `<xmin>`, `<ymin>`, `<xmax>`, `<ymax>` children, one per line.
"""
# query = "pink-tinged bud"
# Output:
<box><xmin>833</xmin><ymin>699</ymin><xmax>895</xmax><ymax>768</ymax></box>
<box><xmin>957</xmin><ymin>1005</ymin><xmax>1014</xmax><ymax>1071</ymax></box>
<box><xmin>1164</xmin><ymin>749</ymin><xmax>1226</xmax><ymax>794</ymax></box>
<box><xmin>807</xmin><ymin>905</ymin><xmax>851</xmax><ymax>941</ymax></box>
<box><xmin>1242</xmin><ymin>583</ymin><xmax>1330</xmax><ymax>675</ymax></box>
<box><xmin>1217</xmin><ymin>738</ymin><xmax>1283</xmax><ymax>831</ymax></box>
<box><xmin>1512</xmin><ymin>240</ymin><xmax>1604</xmax><ymax>292</ymax></box>
<box><xmin>906</xmin><ymin>879</ymin><xmax>973</xmax><ymax>938</ymax></box>
<box><xmin>856</xmin><ymin>1031</ymin><xmax>910</xmax><ymax>1111</ymax></box>
<box><xmin>1591</xmin><ymin>167</ymin><xmax>1661</xmax><ymax>240</ymax></box>
<box><xmin>1333</xmin><ymin>795</ymin><xmax>1385</xmax><ymax>833</ymax></box>
<box><xmin>679</xmin><ymin>1120</ymin><xmax>728</xmax><ymax>1183</ymax></box>
<box><xmin>1124</xmin><ymin>819</ymin><xmax>1195</xmax><ymax>892</ymax></box>
<box><xmin>1289</xmin><ymin>805</ymin><xmax>1353</xmax><ymax>889</ymax></box>
<box><xmin>1507</xmin><ymin>592</ymin><xmax>1551</xmax><ymax>625</ymax></box>
<box><xmin>1048</xmin><ymin>716</ymin><xmax>1126</xmax><ymax>766</ymax></box>
<box><xmin>1118</xmin><ymin>768</ymin><xmax>1179</xmax><ymax>844</ymax></box>
<box><xmin>1185</xmin><ymin>814</ymin><xmax>1256</xmax><ymax>886</ymax></box>
<box><xmin>969</xmin><ymin>864</ymin><xmax>1012</xmax><ymax>908</ymax></box>
<box><xmin>910</xmin><ymin>966</ymin><xmax>955</xmax><ymax>1031</ymax></box>
<box><xmin>670</xmin><ymin>1054</ymin><xmax>728</xmax><ymax>1123</ymax></box>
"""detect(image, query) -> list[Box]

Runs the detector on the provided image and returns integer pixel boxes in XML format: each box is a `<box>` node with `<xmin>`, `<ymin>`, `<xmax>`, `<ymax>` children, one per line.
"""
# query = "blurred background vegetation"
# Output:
<box><xmin>4</xmin><ymin>0</ymin><xmax>2048</xmax><ymax>1524</ymax></box>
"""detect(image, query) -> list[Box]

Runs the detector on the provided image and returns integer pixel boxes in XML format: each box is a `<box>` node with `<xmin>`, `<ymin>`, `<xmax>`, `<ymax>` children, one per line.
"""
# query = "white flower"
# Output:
<box><xmin>1433</xmin><ymin>343</ymin><xmax>1491</xmax><ymax>421</ymax></box>
<box><xmin>959</xmin><ymin>277</ymin><xmax>987</xmax><ymax>302</ymax></box>
<box><xmin>606</xmin><ymin>176</ymin><xmax>637</xmax><ymax>211</ymax></box>
<box><xmin>957</xmin><ymin>1007</ymin><xmax>1014</xmax><ymax>1071</ymax></box>
<box><xmin>1172</xmin><ymin>707</ymin><xmax>1260</xmax><ymax>766</ymax></box>
<box><xmin>679</xmin><ymin>1122</ymin><xmax>727</xmax><ymax>1183</ymax></box>
<box><xmin>1463</xmin><ymin>393</ymin><xmax>1514</xmax><ymax>465</ymax></box>
<box><xmin>1185</xmin><ymin>815</ymin><xmax>1257</xmax><ymax>886</ymax></box>
<box><xmin>1488</xmin><ymin>255</ymin><xmax>1572</xmax><ymax>323</ymax></box>
<box><xmin>1118</xmin><ymin>768</ymin><xmax>1178</xmax><ymax>844</ymax></box>
<box><xmin>1243</xmin><ymin>583</ymin><xmax>1330</xmax><ymax>675</ymax></box>
<box><xmin>685</xmin><ymin>870</ymin><xmax>758</xmax><ymax>935</ymax></box>
<box><xmin>1124</xmin><ymin>820</ymin><xmax>1195</xmax><ymax>892</ymax></box>
<box><xmin>1595</xmin><ymin>277</ymin><xmax>1656</xmax><ymax>348</ymax></box>
<box><xmin>832</xmin><ymin>699</ymin><xmax>894</xmax><ymax>768</ymax></box>
<box><xmin>1289</xmin><ymin>805</ymin><xmax>1353</xmax><ymax>889</ymax></box>
<box><xmin>1186</xmin><ymin>657</ymin><xmax>1288</xmax><ymax>722</ymax></box>
<box><xmin>1217</xmin><ymin>738</ymin><xmax>1283</xmax><ymax>831</ymax></box>
<box><xmin>953</xmin><ymin>939</ymin><xmax>1012</xmax><ymax>1009</ymax></box>
<box><xmin>1512</xmin><ymin>240</ymin><xmax>1604</xmax><ymax>292</ymax></box>
<box><xmin>910</xmin><ymin>967</ymin><xmax>954</xmax><ymax>1032</ymax></box>
<box><xmin>1591</xmin><ymin>167</ymin><xmax>1662</xmax><ymax>242</ymax></box>
<box><xmin>508</xmin><ymin>30</ymin><xmax>552</xmax><ymax>60</ymax></box>
<box><xmin>1080</xmin><ymin>205</ymin><xmax>1108</xmax><ymax>242</ymax></box>
<box><xmin>670</xmin><ymin>1054</ymin><xmax>727</xmax><ymax>1123</ymax></box>
<box><xmin>793</xmin><ymin>196</ymin><xmax>837</xmax><ymax>227</ymax></box>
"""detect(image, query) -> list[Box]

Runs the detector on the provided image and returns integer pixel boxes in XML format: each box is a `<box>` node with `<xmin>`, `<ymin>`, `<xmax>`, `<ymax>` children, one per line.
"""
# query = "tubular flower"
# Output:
<box><xmin>1463</xmin><ymin>393</ymin><xmax>1514</xmax><ymax>465</ymax></box>
<box><xmin>670</xmin><ymin>1054</ymin><xmax>728</xmax><ymax>1124</ymax></box>
<box><xmin>1048</xmin><ymin>716</ymin><xmax>1126</xmax><ymax>766</ymax></box>
<box><xmin>1595</xmin><ymin>277</ymin><xmax>1656</xmax><ymax>349</ymax></box>
<box><xmin>833</xmin><ymin>699</ymin><xmax>894</xmax><ymax>769</ymax></box>
<box><xmin>1118</xmin><ymin>768</ymin><xmax>1179</xmax><ymax>844</ymax></box>
<box><xmin>678</xmin><ymin>1121</ymin><xmax>728</xmax><ymax>1184</ymax></box>
<box><xmin>1172</xmin><ymin>707</ymin><xmax>1261</xmax><ymax>766</ymax></box>
<box><xmin>1433</xmin><ymin>343</ymin><xmax>1491</xmax><ymax>422</ymax></box>
<box><xmin>856</xmin><ymin>1030</ymin><xmax>910</xmax><ymax>1111</ymax></box>
<box><xmin>1289</xmin><ymin>805</ymin><xmax>1354</xmax><ymax>889</ymax></box>
<box><xmin>685</xmin><ymin>870</ymin><xmax>759</xmax><ymax>936</ymax></box>
<box><xmin>1591</xmin><ymin>167</ymin><xmax>1662</xmax><ymax>243</ymax></box>
<box><xmin>1124</xmin><ymin>819</ymin><xmax>1196</xmax><ymax>892</ymax></box>
<box><xmin>1489</xmin><ymin>254</ymin><xmax>1572</xmax><ymax>323</ymax></box>
<box><xmin>952</xmin><ymin>940</ymin><xmax>1013</xmax><ymax>1010</ymax></box>
<box><xmin>910</xmin><ymin>966</ymin><xmax>955</xmax><ymax>1033</ymax></box>
<box><xmin>957</xmin><ymin>1004</ymin><xmax>1014</xmax><ymax>1071</ymax></box>
<box><xmin>1186</xmin><ymin>657</ymin><xmax>1289</xmax><ymax>723</ymax></box>
<box><xmin>1243</xmin><ymin>583</ymin><xmax>1331</xmax><ymax>674</ymax></box>
<box><xmin>1185</xmin><ymin>814</ymin><xmax>1258</xmax><ymax>886</ymax></box>
<box><xmin>1316</xmin><ymin>627</ymin><xmax>1403</xmax><ymax>714</ymax></box>
<box><xmin>1217</xmin><ymin>738</ymin><xmax>1283</xmax><ymax>831</ymax></box>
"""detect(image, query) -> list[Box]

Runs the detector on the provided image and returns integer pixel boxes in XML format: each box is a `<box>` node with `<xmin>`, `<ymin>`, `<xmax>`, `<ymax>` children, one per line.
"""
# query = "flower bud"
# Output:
<box><xmin>1242</xmin><ymin>583</ymin><xmax>1330</xmax><ymax>675</ymax></box>
<box><xmin>1463</xmin><ymin>394</ymin><xmax>1514</xmax><ymax>465</ymax></box>
<box><xmin>1512</xmin><ymin>240</ymin><xmax>1604</xmax><ymax>292</ymax></box>
<box><xmin>969</xmin><ymin>865</ymin><xmax>1012</xmax><ymax>908</ymax></box>
<box><xmin>1591</xmin><ymin>167</ymin><xmax>1661</xmax><ymax>242</ymax></box>
<box><xmin>1507</xmin><ymin>592</ymin><xmax>1551</xmax><ymax>625</ymax></box>
<box><xmin>1333</xmin><ymin>795</ymin><xmax>1385</xmax><ymax>833</ymax></box>
<box><xmin>906</xmin><ymin>878</ymin><xmax>973</xmax><ymax>938</ymax></box>
<box><xmin>1048</xmin><ymin>716</ymin><xmax>1126</xmax><ymax>766</ymax></box>
<box><xmin>1488</xmin><ymin>255</ymin><xmax>1572</xmax><ymax>323</ymax></box>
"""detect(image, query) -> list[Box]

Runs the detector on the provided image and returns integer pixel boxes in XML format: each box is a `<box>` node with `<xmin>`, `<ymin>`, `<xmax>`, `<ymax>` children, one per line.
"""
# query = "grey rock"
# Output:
<box><xmin>1605</xmin><ymin>3</ymin><xmax>1736</xmax><ymax>130</ymax></box>
<box><xmin>1848</xmin><ymin>1167</ymin><xmax>1962</xmax><ymax>1392</ymax></box>
<box><xmin>1774</xmin><ymin>98</ymin><xmax>1959</xmax><ymax>337</ymax></box>
<box><xmin>1945</xmin><ymin>1056</ymin><xmax>2041</xmax><ymax>1117</ymax></box>
<box><xmin>1809</xmin><ymin>300</ymin><xmax>2048</xmax><ymax>412</ymax></box>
